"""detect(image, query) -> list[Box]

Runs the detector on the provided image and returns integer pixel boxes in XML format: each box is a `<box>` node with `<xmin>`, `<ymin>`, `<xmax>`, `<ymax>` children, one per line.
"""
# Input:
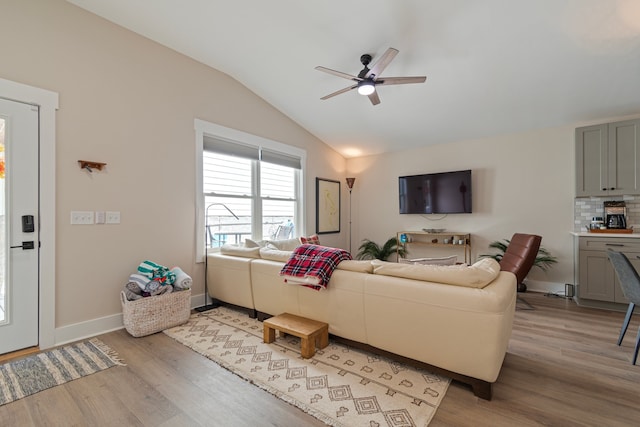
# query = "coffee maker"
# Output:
<box><xmin>604</xmin><ymin>201</ymin><xmax>627</xmax><ymax>229</ymax></box>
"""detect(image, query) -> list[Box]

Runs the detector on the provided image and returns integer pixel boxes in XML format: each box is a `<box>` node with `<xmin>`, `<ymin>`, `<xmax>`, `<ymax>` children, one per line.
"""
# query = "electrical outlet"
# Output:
<box><xmin>70</xmin><ymin>211</ymin><xmax>94</xmax><ymax>225</ymax></box>
<box><xmin>106</xmin><ymin>211</ymin><xmax>120</xmax><ymax>224</ymax></box>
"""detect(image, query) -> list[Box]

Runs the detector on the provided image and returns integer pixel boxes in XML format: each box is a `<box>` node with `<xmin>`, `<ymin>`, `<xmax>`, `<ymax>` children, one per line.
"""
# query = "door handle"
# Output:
<box><xmin>10</xmin><ymin>241</ymin><xmax>35</xmax><ymax>250</ymax></box>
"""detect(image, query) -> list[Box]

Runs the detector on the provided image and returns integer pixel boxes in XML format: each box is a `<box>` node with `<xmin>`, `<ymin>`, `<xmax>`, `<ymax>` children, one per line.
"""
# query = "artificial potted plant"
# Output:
<box><xmin>356</xmin><ymin>237</ymin><xmax>408</xmax><ymax>261</ymax></box>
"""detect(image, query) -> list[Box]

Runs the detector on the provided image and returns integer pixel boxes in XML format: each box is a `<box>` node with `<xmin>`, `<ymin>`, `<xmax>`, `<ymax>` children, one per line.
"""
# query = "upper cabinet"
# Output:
<box><xmin>576</xmin><ymin>119</ymin><xmax>640</xmax><ymax>197</ymax></box>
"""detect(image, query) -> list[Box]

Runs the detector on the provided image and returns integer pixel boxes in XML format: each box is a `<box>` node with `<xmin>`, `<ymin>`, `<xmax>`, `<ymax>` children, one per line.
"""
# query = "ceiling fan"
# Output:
<box><xmin>315</xmin><ymin>47</ymin><xmax>426</xmax><ymax>106</ymax></box>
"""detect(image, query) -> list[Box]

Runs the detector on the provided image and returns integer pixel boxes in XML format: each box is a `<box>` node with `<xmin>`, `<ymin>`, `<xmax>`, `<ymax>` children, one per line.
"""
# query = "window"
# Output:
<box><xmin>195</xmin><ymin>120</ymin><xmax>305</xmax><ymax>259</ymax></box>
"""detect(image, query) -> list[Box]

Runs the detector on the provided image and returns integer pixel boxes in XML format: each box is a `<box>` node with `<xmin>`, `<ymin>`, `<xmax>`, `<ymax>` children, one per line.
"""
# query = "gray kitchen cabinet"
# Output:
<box><xmin>576</xmin><ymin>124</ymin><xmax>608</xmax><ymax>197</ymax></box>
<box><xmin>579</xmin><ymin>250</ymin><xmax>615</xmax><ymax>301</ymax></box>
<box><xmin>577</xmin><ymin>237</ymin><xmax>633</xmax><ymax>305</ymax></box>
<box><xmin>576</xmin><ymin>119</ymin><xmax>640</xmax><ymax>197</ymax></box>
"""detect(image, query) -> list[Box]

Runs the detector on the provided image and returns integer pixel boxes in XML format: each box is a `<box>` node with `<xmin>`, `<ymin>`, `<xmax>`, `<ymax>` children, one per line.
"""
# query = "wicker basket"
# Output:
<box><xmin>120</xmin><ymin>288</ymin><xmax>191</xmax><ymax>337</ymax></box>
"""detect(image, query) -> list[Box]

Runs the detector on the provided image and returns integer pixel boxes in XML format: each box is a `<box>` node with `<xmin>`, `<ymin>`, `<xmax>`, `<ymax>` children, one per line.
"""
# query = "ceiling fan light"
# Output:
<box><xmin>357</xmin><ymin>81</ymin><xmax>375</xmax><ymax>96</ymax></box>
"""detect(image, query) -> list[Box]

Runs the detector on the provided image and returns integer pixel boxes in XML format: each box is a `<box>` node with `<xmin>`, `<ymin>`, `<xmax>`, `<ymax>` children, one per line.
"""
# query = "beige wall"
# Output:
<box><xmin>346</xmin><ymin>113</ymin><xmax>640</xmax><ymax>288</ymax></box>
<box><xmin>4</xmin><ymin>1</ymin><xmax>636</xmax><ymax>340</ymax></box>
<box><xmin>0</xmin><ymin>0</ymin><xmax>346</xmax><ymax>329</ymax></box>
<box><xmin>347</xmin><ymin>126</ymin><xmax>577</xmax><ymax>287</ymax></box>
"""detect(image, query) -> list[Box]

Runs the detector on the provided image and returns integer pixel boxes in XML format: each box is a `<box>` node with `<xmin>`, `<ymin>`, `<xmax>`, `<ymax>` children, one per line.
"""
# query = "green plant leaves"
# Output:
<box><xmin>356</xmin><ymin>237</ymin><xmax>407</xmax><ymax>261</ymax></box>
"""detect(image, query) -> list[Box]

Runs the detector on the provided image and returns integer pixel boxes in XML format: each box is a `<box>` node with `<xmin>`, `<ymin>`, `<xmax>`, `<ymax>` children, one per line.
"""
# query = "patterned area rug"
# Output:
<box><xmin>0</xmin><ymin>338</ymin><xmax>125</xmax><ymax>406</ymax></box>
<box><xmin>164</xmin><ymin>307</ymin><xmax>449</xmax><ymax>427</ymax></box>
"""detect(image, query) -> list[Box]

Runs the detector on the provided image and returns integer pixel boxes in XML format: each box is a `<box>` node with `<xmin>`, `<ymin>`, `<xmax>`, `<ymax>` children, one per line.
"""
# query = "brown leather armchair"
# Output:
<box><xmin>499</xmin><ymin>233</ymin><xmax>542</xmax><ymax>292</ymax></box>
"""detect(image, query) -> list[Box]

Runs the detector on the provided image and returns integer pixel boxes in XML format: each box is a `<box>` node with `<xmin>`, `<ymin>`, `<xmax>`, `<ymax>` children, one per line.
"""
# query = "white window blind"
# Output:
<box><xmin>203</xmin><ymin>135</ymin><xmax>259</xmax><ymax>160</ymax></box>
<box><xmin>261</xmin><ymin>148</ymin><xmax>301</xmax><ymax>170</ymax></box>
<box><xmin>203</xmin><ymin>151</ymin><xmax>252</xmax><ymax>196</ymax></box>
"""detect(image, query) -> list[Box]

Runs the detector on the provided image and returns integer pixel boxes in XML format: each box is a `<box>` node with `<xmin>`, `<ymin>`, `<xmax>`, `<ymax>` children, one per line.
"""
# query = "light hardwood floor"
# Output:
<box><xmin>1</xmin><ymin>293</ymin><xmax>639</xmax><ymax>426</ymax></box>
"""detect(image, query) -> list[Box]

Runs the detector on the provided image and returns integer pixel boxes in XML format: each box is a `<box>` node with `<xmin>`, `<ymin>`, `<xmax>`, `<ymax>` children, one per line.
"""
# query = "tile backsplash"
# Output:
<box><xmin>574</xmin><ymin>195</ymin><xmax>640</xmax><ymax>231</ymax></box>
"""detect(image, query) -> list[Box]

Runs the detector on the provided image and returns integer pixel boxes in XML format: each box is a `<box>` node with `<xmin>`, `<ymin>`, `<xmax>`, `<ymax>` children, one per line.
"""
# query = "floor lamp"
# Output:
<box><xmin>346</xmin><ymin>178</ymin><xmax>356</xmax><ymax>253</ymax></box>
<box><xmin>195</xmin><ymin>202</ymin><xmax>239</xmax><ymax>312</ymax></box>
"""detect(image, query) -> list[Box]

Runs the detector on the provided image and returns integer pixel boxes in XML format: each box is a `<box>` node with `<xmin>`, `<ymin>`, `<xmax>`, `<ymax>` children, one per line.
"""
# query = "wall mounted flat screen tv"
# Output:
<box><xmin>399</xmin><ymin>170</ymin><xmax>472</xmax><ymax>214</ymax></box>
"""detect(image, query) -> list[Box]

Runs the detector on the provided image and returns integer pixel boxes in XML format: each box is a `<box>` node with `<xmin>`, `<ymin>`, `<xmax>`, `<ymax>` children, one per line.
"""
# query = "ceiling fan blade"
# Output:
<box><xmin>320</xmin><ymin>84</ymin><xmax>358</xmax><ymax>100</ymax></box>
<box><xmin>365</xmin><ymin>48</ymin><xmax>399</xmax><ymax>79</ymax></box>
<box><xmin>315</xmin><ymin>66</ymin><xmax>361</xmax><ymax>81</ymax></box>
<box><xmin>368</xmin><ymin>91</ymin><xmax>381</xmax><ymax>106</ymax></box>
<box><xmin>376</xmin><ymin>76</ymin><xmax>427</xmax><ymax>85</ymax></box>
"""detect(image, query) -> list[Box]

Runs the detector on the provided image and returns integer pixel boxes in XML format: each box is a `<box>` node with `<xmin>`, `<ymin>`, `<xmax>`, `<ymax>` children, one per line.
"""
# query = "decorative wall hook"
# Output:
<box><xmin>78</xmin><ymin>160</ymin><xmax>106</xmax><ymax>173</ymax></box>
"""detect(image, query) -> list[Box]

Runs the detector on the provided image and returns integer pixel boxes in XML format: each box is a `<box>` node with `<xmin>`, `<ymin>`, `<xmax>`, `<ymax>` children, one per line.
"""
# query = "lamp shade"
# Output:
<box><xmin>346</xmin><ymin>177</ymin><xmax>356</xmax><ymax>189</ymax></box>
<box><xmin>357</xmin><ymin>81</ymin><xmax>375</xmax><ymax>96</ymax></box>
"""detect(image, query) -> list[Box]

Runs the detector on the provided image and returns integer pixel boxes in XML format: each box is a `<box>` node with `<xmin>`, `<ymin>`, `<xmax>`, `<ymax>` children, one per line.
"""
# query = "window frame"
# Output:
<box><xmin>195</xmin><ymin>119</ymin><xmax>306</xmax><ymax>261</ymax></box>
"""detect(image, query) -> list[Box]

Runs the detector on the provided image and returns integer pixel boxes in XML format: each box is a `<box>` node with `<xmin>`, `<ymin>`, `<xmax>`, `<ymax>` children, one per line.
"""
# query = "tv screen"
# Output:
<box><xmin>399</xmin><ymin>170</ymin><xmax>472</xmax><ymax>214</ymax></box>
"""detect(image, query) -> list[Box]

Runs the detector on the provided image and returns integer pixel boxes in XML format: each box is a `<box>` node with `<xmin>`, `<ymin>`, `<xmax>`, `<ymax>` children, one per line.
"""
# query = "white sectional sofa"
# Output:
<box><xmin>206</xmin><ymin>243</ymin><xmax>516</xmax><ymax>400</ymax></box>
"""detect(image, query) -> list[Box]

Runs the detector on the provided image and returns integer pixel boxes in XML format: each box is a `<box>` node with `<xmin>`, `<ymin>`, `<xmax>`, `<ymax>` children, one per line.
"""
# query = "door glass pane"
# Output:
<box><xmin>0</xmin><ymin>118</ymin><xmax>6</xmax><ymax>323</ymax></box>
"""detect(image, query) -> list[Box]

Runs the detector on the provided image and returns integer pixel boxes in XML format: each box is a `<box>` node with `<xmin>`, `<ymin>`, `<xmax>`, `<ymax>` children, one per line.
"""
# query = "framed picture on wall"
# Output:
<box><xmin>316</xmin><ymin>177</ymin><xmax>340</xmax><ymax>234</ymax></box>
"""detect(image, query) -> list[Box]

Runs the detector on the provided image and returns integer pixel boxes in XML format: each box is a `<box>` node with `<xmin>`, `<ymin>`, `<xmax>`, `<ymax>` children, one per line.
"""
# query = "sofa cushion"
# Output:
<box><xmin>336</xmin><ymin>260</ymin><xmax>374</xmax><ymax>274</ymax></box>
<box><xmin>399</xmin><ymin>255</ymin><xmax>458</xmax><ymax>266</ymax></box>
<box><xmin>259</xmin><ymin>247</ymin><xmax>293</xmax><ymax>262</ymax></box>
<box><xmin>220</xmin><ymin>244</ymin><xmax>262</xmax><ymax>259</ymax></box>
<box><xmin>371</xmin><ymin>258</ymin><xmax>500</xmax><ymax>289</ymax></box>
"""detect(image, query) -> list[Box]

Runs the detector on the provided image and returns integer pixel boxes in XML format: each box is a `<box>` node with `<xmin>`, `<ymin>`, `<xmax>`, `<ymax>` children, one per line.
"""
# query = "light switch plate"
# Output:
<box><xmin>70</xmin><ymin>211</ymin><xmax>94</xmax><ymax>225</ymax></box>
<box><xmin>106</xmin><ymin>211</ymin><xmax>120</xmax><ymax>224</ymax></box>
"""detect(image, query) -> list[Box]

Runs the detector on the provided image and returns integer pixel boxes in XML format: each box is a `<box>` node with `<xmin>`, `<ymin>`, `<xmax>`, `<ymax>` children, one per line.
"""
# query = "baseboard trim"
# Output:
<box><xmin>523</xmin><ymin>280</ymin><xmax>564</xmax><ymax>295</ymax></box>
<box><xmin>53</xmin><ymin>292</ymin><xmax>205</xmax><ymax>347</ymax></box>
<box><xmin>54</xmin><ymin>313</ymin><xmax>124</xmax><ymax>347</ymax></box>
<box><xmin>51</xmin><ymin>282</ymin><xmax>565</xmax><ymax>347</ymax></box>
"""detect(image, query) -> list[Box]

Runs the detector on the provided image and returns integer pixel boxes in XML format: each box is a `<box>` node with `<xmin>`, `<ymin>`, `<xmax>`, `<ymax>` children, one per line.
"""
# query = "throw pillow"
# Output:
<box><xmin>299</xmin><ymin>234</ymin><xmax>320</xmax><ymax>245</ymax></box>
<box><xmin>267</xmin><ymin>237</ymin><xmax>301</xmax><ymax>251</ymax></box>
<box><xmin>244</xmin><ymin>239</ymin><xmax>260</xmax><ymax>248</ymax></box>
<box><xmin>245</xmin><ymin>238</ymin><xmax>268</xmax><ymax>248</ymax></box>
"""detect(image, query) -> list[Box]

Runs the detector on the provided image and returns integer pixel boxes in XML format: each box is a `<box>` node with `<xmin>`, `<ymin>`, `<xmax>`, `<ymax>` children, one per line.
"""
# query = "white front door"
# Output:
<box><xmin>0</xmin><ymin>97</ymin><xmax>39</xmax><ymax>354</ymax></box>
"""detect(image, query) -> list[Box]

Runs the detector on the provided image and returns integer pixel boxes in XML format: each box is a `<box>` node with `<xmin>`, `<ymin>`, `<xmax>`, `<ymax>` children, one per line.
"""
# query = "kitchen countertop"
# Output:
<box><xmin>571</xmin><ymin>231</ymin><xmax>640</xmax><ymax>238</ymax></box>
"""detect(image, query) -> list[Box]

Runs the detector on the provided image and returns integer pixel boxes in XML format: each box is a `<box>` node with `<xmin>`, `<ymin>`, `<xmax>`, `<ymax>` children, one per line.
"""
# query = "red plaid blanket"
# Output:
<box><xmin>280</xmin><ymin>244</ymin><xmax>352</xmax><ymax>290</ymax></box>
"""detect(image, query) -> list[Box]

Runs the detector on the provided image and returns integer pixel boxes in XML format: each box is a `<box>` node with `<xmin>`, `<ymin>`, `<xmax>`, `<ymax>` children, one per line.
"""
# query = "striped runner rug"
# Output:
<box><xmin>0</xmin><ymin>338</ymin><xmax>125</xmax><ymax>406</ymax></box>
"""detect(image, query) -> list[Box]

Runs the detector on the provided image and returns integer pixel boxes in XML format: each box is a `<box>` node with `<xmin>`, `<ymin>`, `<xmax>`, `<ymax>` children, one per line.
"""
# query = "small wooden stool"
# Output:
<box><xmin>263</xmin><ymin>313</ymin><xmax>329</xmax><ymax>359</ymax></box>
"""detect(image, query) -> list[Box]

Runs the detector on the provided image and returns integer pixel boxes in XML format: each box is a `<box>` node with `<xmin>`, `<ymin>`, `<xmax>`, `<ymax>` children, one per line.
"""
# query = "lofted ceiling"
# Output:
<box><xmin>67</xmin><ymin>0</ymin><xmax>640</xmax><ymax>158</ymax></box>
